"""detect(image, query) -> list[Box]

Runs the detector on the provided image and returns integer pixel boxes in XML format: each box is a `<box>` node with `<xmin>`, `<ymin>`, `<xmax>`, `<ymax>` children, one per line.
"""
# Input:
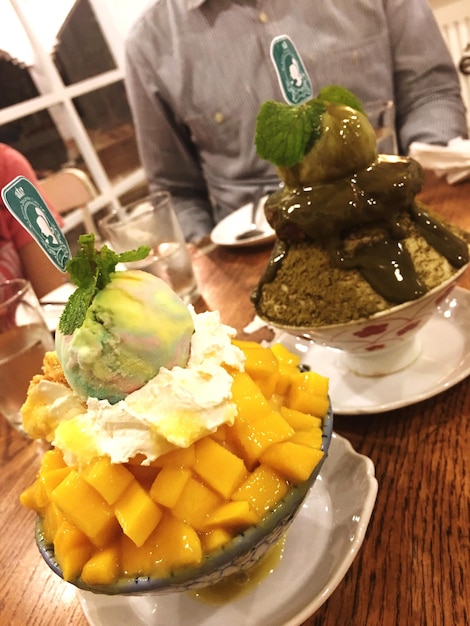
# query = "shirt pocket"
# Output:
<box><xmin>305</xmin><ymin>32</ymin><xmax>393</xmax><ymax>103</ymax></box>
<box><xmin>184</xmin><ymin>110</ymin><xmax>251</xmax><ymax>165</ymax></box>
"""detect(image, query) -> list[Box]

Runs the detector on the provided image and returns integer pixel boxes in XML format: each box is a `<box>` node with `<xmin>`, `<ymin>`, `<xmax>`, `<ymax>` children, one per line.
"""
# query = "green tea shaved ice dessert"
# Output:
<box><xmin>252</xmin><ymin>86</ymin><xmax>470</xmax><ymax>327</ymax></box>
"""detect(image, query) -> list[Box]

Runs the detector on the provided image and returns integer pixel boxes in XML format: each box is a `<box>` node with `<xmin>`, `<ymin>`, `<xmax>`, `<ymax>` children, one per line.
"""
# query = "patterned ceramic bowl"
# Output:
<box><xmin>265</xmin><ymin>264</ymin><xmax>469</xmax><ymax>376</ymax></box>
<box><xmin>36</xmin><ymin>405</ymin><xmax>333</xmax><ymax>596</ymax></box>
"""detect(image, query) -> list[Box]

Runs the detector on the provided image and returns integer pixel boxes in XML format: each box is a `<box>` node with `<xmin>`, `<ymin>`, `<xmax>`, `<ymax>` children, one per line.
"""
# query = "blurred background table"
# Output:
<box><xmin>1</xmin><ymin>172</ymin><xmax>469</xmax><ymax>626</ymax></box>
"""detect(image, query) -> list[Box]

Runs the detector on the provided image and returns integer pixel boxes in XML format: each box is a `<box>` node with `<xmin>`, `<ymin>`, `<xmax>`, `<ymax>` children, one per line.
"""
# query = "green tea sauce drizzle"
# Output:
<box><xmin>190</xmin><ymin>536</ymin><xmax>286</xmax><ymax>605</ymax></box>
<box><xmin>252</xmin><ymin>156</ymin><xmax>469</xmax><ymax>307</ymax></box>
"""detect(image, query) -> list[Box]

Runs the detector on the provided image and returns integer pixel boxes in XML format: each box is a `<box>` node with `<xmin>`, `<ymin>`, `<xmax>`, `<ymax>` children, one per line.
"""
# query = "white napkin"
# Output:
<box><xmin>408</xmin><ymin>137</ymin><xmax>470</xmax><ymax>184</ymax></box>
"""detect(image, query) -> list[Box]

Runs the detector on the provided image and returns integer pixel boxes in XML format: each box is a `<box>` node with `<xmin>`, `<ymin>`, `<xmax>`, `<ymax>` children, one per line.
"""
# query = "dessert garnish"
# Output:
<box><xmin>59</xmin><ymin>233</ymin><xmax>150</xmax><ymax>335</ymax></box>
<box><xmin>255</xmin><ymin>85</ymin><xmax>366</xmax><ymax>170</ymax></box>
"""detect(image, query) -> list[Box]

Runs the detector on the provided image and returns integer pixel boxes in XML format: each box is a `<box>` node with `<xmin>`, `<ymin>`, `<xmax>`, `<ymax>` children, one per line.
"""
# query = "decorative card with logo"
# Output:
<box><xmin>1</xmin><ymin>176</ymin><xmax>71</xmax><ymax>272</ymax></box>
<box><xmin>270</xmin><ymin>35</ymin><xmax>312</xmax><ymax>105</ymax></box>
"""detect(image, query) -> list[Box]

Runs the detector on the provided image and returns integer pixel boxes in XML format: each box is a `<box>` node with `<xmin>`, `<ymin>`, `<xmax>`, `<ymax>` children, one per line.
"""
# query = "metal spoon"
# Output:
<box><xmin>235</xmin><ymin>194</ymin><xmax>265</xmax><ymax>241</ymax></box>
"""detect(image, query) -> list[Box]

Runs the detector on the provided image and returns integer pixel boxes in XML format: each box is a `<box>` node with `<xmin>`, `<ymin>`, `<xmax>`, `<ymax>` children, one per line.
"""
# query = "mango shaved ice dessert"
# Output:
<box><xmin>20</xmin><ymin>235</ymin><xmax>330</xmax><ymax>590</ymax></box>
<box><xmin>252</xmin><ymin>86</ymin><xmax>470</xmax><ymax>327</ymax></box>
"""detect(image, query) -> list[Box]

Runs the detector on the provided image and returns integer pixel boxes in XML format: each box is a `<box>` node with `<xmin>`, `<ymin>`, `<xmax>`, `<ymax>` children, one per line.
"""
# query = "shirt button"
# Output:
<box><xmin>259</xmin><ymin>11</ymin><xmax>268</xmax><ymax>23</ymax></box>
<box><xmin>213</xmin><ymin>111</ymin><xmax>224</xmax><ymax>124</ymax></box>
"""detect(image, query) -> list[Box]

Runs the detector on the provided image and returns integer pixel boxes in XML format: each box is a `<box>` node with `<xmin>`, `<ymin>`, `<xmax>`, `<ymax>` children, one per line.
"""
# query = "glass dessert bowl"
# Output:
<box><xmin>34</xmin><ymin>405</ymin><xmax>333</xmax><ymax>596</ymax></box>
<box><xmin>260</xmin><ymin>263</ymin><xmax>468</xmax><ymax>377</ymax></box>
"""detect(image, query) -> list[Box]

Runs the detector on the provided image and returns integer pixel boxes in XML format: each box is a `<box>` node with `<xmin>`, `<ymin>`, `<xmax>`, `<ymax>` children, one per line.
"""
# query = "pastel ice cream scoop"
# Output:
<box><xmin>56</xmin><ymin>270</ymin><xmax>194</xmax><ymax>404</ymax></box>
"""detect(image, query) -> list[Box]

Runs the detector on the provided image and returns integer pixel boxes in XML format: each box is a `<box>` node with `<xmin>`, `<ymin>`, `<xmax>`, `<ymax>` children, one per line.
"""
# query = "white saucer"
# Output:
<box><xmin>277</xmin><ymin>286</ymin><xmax>470</xmax><ymax>415</ymax></box>
<box><xmin>77</xmin><ymin>433</ymin><xmax>377</xmax><ymax>626</ymax></box>
<box><xmin>210</xmin><ymin>197</ymin><xmax>275</xmax><ymax>248</ymax></box>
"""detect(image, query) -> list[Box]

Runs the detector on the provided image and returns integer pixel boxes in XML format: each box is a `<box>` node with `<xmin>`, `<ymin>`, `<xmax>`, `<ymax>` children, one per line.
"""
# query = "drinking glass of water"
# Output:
<box><xmin>100</xmin><ymin>191</ymin><xmax>199</xmax><ymax>305</ymax></box>
<box><xmin>0</xmin><ymin>279</ymin><xmax>54</xmax><ymax>433</ymax></box>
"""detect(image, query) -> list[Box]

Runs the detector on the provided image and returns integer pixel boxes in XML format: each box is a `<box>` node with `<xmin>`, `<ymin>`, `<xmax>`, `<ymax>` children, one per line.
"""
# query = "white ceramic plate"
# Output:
<box><xmin>210</xmin><ymin>196</ymin><xmax>275</xmax><ymax>248</ymax></box>
<box><xmin>77</xmin><ymin>433</ymin><xmax>377</xmax><ymax>626</ymax></box>
<box><xmin>277</xmin><ymin>286</ymin><xmax>470</xmax><ymax>415</ymax></box>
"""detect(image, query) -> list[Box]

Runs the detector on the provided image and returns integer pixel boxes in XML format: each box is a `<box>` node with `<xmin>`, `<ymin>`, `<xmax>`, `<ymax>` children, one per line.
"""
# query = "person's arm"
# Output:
<box><xmin>125</xmin><ymin>39</ymin><xmax>215</xmax><ymax>243</ymax></box>
<box><xmin>19</xmin><ymin>240</ymin><xmax>65</xmax><ymax>299</ymax></box>
<box><xmin>385</xmin><ymin>0</ymin><xmax>468</xmax><ymax>153</ymax></box>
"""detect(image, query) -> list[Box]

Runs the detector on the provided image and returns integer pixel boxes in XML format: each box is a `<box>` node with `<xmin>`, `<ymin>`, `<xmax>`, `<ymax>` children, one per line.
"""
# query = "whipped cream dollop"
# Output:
<box><xmin>29</xmin><ymin>308</ymin><xmax>245</xmax><ymax>467</ymax></box>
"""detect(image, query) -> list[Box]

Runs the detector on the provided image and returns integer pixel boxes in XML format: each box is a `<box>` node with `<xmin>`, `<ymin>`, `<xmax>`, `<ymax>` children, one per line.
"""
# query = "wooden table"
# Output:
<box><xmin>1</xmin><ymin>172</ymin><xmax>469</xmax><ymax>626</ymax></box>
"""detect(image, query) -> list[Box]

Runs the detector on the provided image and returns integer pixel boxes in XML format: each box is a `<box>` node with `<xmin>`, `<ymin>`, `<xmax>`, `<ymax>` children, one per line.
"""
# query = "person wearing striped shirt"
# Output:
<box><xmin>125</xmin><ymin>0</ymin><xmax>468</xmax><ymax>243</ymax></box>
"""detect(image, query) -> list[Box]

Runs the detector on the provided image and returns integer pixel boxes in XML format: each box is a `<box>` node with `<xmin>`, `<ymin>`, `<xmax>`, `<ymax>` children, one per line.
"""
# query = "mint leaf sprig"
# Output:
<box><xmin>317</xmin><ymin>85</ymin><xmax>364</xmax><ymax>113</ymax></box>
<box><xmin>58</xmin><ymin>234</ymin><xmax>150</xmax><ymax>335</ymax></box>
<box><xmin>255</xmin><ymin>85</ymin><xmax>364</xmax><ymax>167</ymax></box>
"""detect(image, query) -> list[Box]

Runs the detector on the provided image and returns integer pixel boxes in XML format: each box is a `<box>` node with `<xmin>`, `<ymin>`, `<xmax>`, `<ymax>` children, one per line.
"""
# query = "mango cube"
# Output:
<box><xmin>290</xmin><ymin>429</ymin><xmax>323</xmax><ymax>449</ymax></box>
<box><xmin>172</xmin><ymin>476</ymin><xmax>223</xmax><ymax>531</ymax></box>
<box><xmin>83</xmin><ymin>456</ymin><xmax>134</xmax><ymax>505</ymax></box>
<box><xmin>193</xmin><ymin>437</ymin><xmax>248</xmax><ymax>499</ymax></box>
<box><xmin>230</xmin><ymin>409</ymin><xmax>294</xmax><ymax>468</ymax></box>
<box><xmin>120</xmin><ymin>534</ymin><xmax>152</xmax><ymax>578</ymax></box>
<box><xmin>151</xmin><ymin>444</ymin><xmax>196</xmax><ymax>469</ymax></box>
<box><xmin>280</xmin><ymin>406</ymin><xmax>322</xmax><ymax>431</ymax></box>
<box><xmin>121</xmin><ymin>514</ymin><xmax>203</xmax><ymax>579</ymax></box>
<box><xmin>41</xmin><ymin>467</ymin><xmax>72</xmax><ymax>498</ymax></box>
<box><xmin>235</xmin><ymin>342</ymin><xmax>279</xmax><ymax>379</ymax></box>
<box><xmin>40</xmin><ymin>449</ymin><xmax>67</xmax><ymax>473</ymax></box>
<box><xmin>42</xmin><ymin>502</ymin><xmax>65</xmax><ymax>543</ymax></box>
<box><xmin>260</xmin><ymin>441</ymin><xmax>324</xmax><ymax>483</ymax></box>
<box><xmin>54</xmin><ymin>521</ymin><xmax>93</xmax><ymax>581</ymax></box>
<box><xmin>81</xmin><ymin>542</ymin><xmax>120</xmax><ymax>585</ymax></box>
<box><xmin>204</xmin><ymin>500</ymin><xmax>259</xmax><ymax>529</ymax></box>
<box><xmin>20</xmin><ymin>478</ymin><xmax>48</xmax><ymax>513</ymax></box>
<box><xmin>230</xmin><ymin>371</ymin><xmax>270</xmax><ymax>421</ymax></box>
<box><xmin>114</xmin><ymin>480</ymin><xmax>163</xmax><ymax>547</ymax></box>
<box><xmin>270</xmin><ymin>343</ymin><xmax>302</xmax><ymax>368</ymax></box>
<box><xmin>256</xmin><ymin>373</ymin><xmax>279</xmax><ymax>401</ymax></box>
<box><xmin>287</xmin><ymin>371</ymin><xmax>329</xmax><ymax>416</ymax></box>
<box><xmin>232</xmin><ymin>465</ymin><xmax>290</xmax><ymax>517</ymax></box>
<box><xmin>201</xmin><ymin>528</ymin><xmax>234</xmax><ymax>553</ymax></box>
<box><xmin>51</xmin><ymin>471</ymin><xmax>119</xmax><ymax>547</ymax></box>
<box><xmin>150</xmin><ymin>515</ymin><xmax>203</xmax><ymax>574</ymax></box>
<box><xmin>149</xmin><ymin>467</ymin><xmax>191</xmax><ymax>508</ymax></box>
<box><xmin>271</xmin><ymin>343</ymin><xmax>302</xmax><ymax>395</ymax></box>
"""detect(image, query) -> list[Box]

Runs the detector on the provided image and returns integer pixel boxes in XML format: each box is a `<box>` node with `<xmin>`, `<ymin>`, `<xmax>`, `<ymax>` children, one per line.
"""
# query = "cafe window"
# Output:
<box><xmin>0</xmin><ymin>0</ymin><xmax>147</xmax><ymax>223</ymax></box>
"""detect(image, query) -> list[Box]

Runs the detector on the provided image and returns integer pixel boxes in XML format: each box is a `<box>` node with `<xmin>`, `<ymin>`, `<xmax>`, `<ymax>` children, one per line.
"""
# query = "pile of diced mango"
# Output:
<box><xmin>20</xmin><ymin>341</ymin><xmax>329</xmax><ymax>586</ymax></box>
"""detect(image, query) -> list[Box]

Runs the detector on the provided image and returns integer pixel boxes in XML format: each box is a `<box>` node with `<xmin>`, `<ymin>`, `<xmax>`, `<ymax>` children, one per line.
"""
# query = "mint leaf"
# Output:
<box><xmin>116</xmin><ymin>247</ymin><xmax>151</xmax><ymax>264</ymax></box>
<box><xmin>58</xmin><ymin>234</ymin><xmax>150</xmax><ymax>335</ymax></box>
<box><xmin>66</xmin><ymin>234</ymin><xmax>97</xmax><ymax>288</ymax></box>
<box><xmin>59</xmin><ymin>282</ymin><xmax>97</xmax><ymax>335</ymax></box>
<box><xmin>96</xmin><ymin>244</ymin><xmax>119</xmax><ymax>290</ymax></box>
<box><xmin>317</xmin><ymin>85</ymin><xmax>364</xmax><ymax>114</ymax></box>
<box><xmin>255</xmin><ymin>99</ymin><xmax>326</xmax><ymax>167</ymax></box>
